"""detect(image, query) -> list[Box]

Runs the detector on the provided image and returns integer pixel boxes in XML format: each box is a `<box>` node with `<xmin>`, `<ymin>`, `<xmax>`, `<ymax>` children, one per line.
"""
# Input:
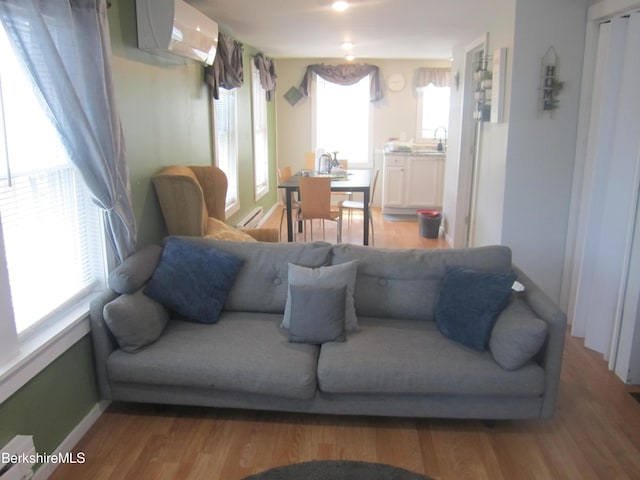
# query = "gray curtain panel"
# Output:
<box><xmin>253</xmin><ymin>53</ymin><xmax>277</xmax><ymax>101</ymax></box>
<box><xmin>205</xmin><ymin>32</ymin><xmax>244</xmax><ymax>100</ymax></box>
<box><xmin>299</xmin><ymin>63</ymin><xmax>383</xmax><ymax>102</ymax></box>
<box><xmin>0</xmin><ymin>0</ymin><xmax>137</xmax><ymax>263</ymax></box>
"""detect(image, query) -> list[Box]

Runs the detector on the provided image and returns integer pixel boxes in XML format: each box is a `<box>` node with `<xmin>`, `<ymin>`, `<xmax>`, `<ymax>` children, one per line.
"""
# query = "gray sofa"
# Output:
<box><xmin>90</xmin><ymin>238</ymin><xmax>566</xmax><ymax>420</ymax></box>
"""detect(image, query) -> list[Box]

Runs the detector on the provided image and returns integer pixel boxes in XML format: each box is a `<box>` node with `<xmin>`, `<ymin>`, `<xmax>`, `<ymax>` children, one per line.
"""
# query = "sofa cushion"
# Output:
<box><xmin>106</xmin><ymin>313</ymin><xmax>319</xmax><ymax>400</ymax></box>
<box><xmin>490</xmin><ymin>297</ymin><xmax>549</xmax><ymax>370</ymax></box>
<box><xmin>317</xmin><ymin>317</ymin><xmax>545</xmax><ymax>397</ymax></box>
<box><xmin>288</xmin><ymin>284</ymin><xmax>346</xmax><ymax>344</ymax></box>
<box><xmin>108</xmin><ymin>244</ymin><xmax>163</xmax><ymax>294</ymax></box>
<box><xmin>205</xmin><ymin>217</ymin><xmax>257</xmax><ymax>242</ymax></box>
<box><xmin>103</xmin><ymin>289</ymin><xmax>168</xmax><ymax>353</ymax></box>
<box><xmin>436</xmin><ymin>267</ymin><xmax>516</xmax><ymax>351</ymax></box>
<box><xmin>283</xmin><ymin>261</ymin><xmax>358</xmax><ymax>331</ymax></box>
<box><xmin>330</xmin><ymin>244</ymin><xmax>513</xmax><ymax>321</ymax></box>
<box><xmin>144</xmin><ymin>237</ymin><xmax>243</xmax><ymax>324</ymax></box>
<box><xmin>177</xmin><ymin>238</ymin><xmax>333</xmax><ymax>314</ymax></box>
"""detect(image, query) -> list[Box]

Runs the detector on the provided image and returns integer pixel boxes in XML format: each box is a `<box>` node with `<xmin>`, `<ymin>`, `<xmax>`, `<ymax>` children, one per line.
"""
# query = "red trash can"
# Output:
<box><xmin>417</xmin><ymin>210</ymin><xmax>441</xmax><ymax>239</ymax></box>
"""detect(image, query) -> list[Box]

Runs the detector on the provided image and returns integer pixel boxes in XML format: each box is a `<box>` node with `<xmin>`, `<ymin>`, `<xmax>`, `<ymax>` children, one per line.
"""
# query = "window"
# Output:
<box><xmin>213</xmin><ymin>88</ymin><xmax>239</xmax><ymax>215</ymax></box>
<box><xmin>416</xmin><ymin>84</ymin><xmax>450</xmax><ymax>142</ymax></box>
<box><xmin>314</xmin><ymin>75</ymin><xmax>372</xmax><ymax>166</ymax></box>
<box><xmin>251</xmin><ymin>64</ymin><xmax>269</xmax><ymax>200</ymax></box>
<box><xmin>0</xmin><ymin>22</ymin><xmax>105</xmax><ymax>340</ymax></box>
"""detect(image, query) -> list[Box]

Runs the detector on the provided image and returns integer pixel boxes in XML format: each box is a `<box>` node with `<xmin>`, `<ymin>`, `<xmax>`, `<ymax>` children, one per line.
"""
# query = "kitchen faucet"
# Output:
<box><xmin>433</xmin><ymin>125</ymin><xmax>447</xmax><ymax>152</ymax></box>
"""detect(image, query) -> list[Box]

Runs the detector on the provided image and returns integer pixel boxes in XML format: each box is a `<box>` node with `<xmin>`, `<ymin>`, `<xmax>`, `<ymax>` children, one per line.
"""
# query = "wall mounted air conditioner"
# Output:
<box><xmin>136</xmin><ymin>0</ymin><xmax>218</xmax><ymax>65</ymax></box>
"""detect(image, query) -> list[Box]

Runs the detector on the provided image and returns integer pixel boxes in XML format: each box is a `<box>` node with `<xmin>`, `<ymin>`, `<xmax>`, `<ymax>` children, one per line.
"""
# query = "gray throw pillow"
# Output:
<box><xmin>103</xmin><ymin>289</ymin><xmax>169</xmax><ymax>353</ymax></box>
<box><xmin>490</xmin><ymin>298</ymin><xmax>549</xmax><ymax>370</ymax></box>
<box><xmin>288</xmin><ymin>284</ymin><xmax>346</xmax><ymax>344</ymax></box>
<box><xmin>108</xmin><ymin>244</ymin><xmax>163</xmax><ymax>294</ymax></box>
<box><xmin>282</xmin><ymin>260</ymin><xmax>358</xmax><ymax>331</ymax></box>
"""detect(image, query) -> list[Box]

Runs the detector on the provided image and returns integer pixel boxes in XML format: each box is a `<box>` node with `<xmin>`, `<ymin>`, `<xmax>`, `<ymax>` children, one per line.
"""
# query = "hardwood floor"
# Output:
<box><xmin>267</xmin><ymin>205</ymin><xmax>449</xmax><ymax>249</ymax></box>
<box><xmin>49</xmin><ymin>207</ymin><xmax>640</xmax><ymax>480</ymax></box>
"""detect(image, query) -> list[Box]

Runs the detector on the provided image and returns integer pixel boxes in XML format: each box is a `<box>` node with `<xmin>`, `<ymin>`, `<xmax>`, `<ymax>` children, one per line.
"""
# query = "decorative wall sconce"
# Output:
<box><xmin>539</xmin><ymin>46</ymin><xmax>564</xmax><ymax>115</ymax></box>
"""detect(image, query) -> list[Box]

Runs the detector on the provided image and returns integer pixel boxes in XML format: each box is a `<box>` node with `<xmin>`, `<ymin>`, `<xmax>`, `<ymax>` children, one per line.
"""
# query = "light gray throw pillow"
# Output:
<box><xmin>103</xmin><ymin>289</ymin><xmax>169</xmax><ymax>353</ymax></box>
<box><xmin>288</xmin><ymin>284</ymin><xmax>346</xmax><ymax>344</ymax></box>
<box><xmin>282</xmin><ymin>260</ymin><xmax>358</xmax><ymax>331</ymax></box>
<box><xmin>489</xmin><ymin>298</ymin><xmax>548</xmax><ymax>370</ymax></box>
<box><xmin>108</xmin><ymin>244</ymin><xmax>163</xmax><ymax>294</ymax></box>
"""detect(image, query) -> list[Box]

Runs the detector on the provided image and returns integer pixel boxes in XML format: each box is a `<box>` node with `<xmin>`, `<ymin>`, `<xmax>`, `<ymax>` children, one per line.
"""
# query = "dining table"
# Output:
<box><xmin>277</xmin><ymin>169</ymin><xmax>372</xmax><ymax>245</ymax></box>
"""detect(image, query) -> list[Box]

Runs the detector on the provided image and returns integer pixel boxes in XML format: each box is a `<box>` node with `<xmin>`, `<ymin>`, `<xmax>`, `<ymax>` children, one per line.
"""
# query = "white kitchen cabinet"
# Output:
<box><xmin>382</xmin><ymin>153</ymin><xmax>445</xmax><ymax>215</ymax></box>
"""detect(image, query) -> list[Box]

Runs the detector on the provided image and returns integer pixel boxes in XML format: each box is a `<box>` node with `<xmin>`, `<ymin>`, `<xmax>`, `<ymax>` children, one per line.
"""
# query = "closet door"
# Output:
<box><xmin>570</xmin><ymin>12</ymin><xmax>640</xmax><ymax>377</ymax></box>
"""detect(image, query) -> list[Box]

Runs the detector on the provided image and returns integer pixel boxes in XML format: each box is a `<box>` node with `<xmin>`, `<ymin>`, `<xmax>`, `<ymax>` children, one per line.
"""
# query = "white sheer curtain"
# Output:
<box><xmin>568</xmin><ymin>12</ymin><xmax>640</xmax><ymax>364</ymax></box>
<box><xmin>0</xmin><ymin>0</ymin><xmax>136</xmax><ymax>263</ymax></box>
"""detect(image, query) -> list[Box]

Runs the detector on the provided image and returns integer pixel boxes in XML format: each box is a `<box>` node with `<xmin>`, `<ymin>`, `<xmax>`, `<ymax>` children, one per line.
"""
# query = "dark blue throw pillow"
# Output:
<box><xmin>144</xmin><ymin>237</ymin><xmax>244</xmax><ymax>324</ymax></box>
<box><xmin>436</xmin><ymin>266</ymin><xmax>516</xmax><ymax>351</ymax></box>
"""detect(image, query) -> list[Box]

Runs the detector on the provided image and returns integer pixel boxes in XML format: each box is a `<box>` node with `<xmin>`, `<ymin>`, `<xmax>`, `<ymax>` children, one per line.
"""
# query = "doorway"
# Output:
<box><xmin>451</xmin><ymin>34</ymin><xmax>488</xmax><ymax>248</ymax></box>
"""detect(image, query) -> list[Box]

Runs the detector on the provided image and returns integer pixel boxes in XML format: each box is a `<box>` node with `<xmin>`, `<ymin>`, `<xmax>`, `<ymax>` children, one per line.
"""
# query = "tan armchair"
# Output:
<box><xmin>152</xmin><ymin>165</ymin><xmax>279</xmax><ymax>242</ymax></box>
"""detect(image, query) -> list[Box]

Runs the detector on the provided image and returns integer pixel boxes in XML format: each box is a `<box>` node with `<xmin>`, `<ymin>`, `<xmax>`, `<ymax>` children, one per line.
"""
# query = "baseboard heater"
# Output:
<box><xmin>236</xmin><ymin>207</ymin><xmax>263</xmax><ymax>229</ymax></box>
<box><xmin>0</xmin><ymin>436</ymin><xmax>35</xmax><ymax>480</ymax></box>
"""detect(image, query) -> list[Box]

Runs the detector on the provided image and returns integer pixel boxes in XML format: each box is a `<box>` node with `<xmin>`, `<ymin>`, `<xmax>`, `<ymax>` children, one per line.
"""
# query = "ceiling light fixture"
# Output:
<box><xmin>341</xmin><ymin>41</ymin><xmax>353</xmax><ymax>50</ymax></box>
<box><xmin>332</xmin><ymin>1</ymin><xmax>349</xmax><ymax>12</ymax></box>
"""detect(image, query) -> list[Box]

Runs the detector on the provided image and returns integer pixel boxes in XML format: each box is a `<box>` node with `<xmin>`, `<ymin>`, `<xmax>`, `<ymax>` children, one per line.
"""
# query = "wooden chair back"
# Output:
<box><xmin>305</xmin><ymin>152</ymin><xmax>316</xmax><ymax>171</ymax></box>
<box><xmin>298</xmin><ymin>176</ymin><xmax>334</xmax><ymax>220</ymax></box>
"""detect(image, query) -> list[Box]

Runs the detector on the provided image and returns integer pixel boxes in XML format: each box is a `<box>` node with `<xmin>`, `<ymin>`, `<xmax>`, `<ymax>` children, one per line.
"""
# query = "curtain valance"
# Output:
<box><xmin>416</xmin><ymin>67</ymin><xmax>451</xmax><ymax>88</ymax></box>
<box><xmin>299</xmin><ymin>63</ymin><xmax>383</xmax><ymax>102</ymax></box>
<box><xmin>253</xmin><ymin>54</ymin><xmax>277</xmax><ymax>101</ymax></box>
<box><xmin>205</xmin><ymin>33</ymin><xmax>244</xmax><ymax>100</ymax></box>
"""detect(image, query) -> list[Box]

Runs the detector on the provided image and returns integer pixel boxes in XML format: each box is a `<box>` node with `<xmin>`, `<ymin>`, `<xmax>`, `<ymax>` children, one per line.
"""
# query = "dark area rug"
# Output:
<box><xmin>242</xmin><ymin>460</ymin><xmax>432</xmax><ymax>480</ymax></box>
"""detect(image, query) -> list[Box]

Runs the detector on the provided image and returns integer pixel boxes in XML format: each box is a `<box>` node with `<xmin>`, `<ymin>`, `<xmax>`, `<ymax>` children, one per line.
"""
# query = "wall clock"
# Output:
<box><xmin>387</xmin><ymin>73</ymin><xmax>406</xmax><ymax>92</ymax></box>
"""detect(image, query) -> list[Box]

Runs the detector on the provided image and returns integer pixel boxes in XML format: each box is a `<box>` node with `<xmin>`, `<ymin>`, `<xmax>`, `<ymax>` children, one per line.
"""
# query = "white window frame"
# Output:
<box><xmin>311</xmin><ymin>74</ymin><xmax>374</xmax><ymax>168</ymax></box>
<box><xmin>213</xmin><ymin>88</ymin><xmax>240</xmax><ymax>216</ymax></box>
<box><xmin>0</xmin><ymin>21</ymin><xmax>107</xmax><ymax>402</ymax></box>
<box><xmin>415</xmin><ymin>84</ymin><xmax>451</xmax><ymax>144</ymax></box>
<box><xmin>251</xmin><ymin>64</ymin><xmax>269</xmax><ymax>201</ymax></box>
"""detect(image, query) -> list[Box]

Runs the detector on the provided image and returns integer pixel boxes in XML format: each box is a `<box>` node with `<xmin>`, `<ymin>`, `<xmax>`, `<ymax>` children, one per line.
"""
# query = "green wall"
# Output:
<box><xmin>0</xmin><ymin>337</ymin><xmax>98</xmax><ymax>464</ymax></box>
<box><xmin>110</xmin><ymin>0</ymin><xmax>278</xmax><ymax>247</ymax></box>
<box><xmin>0</xmin><ymin>0</ymin><xmax>279</xmax><ymax>465</ymax></box>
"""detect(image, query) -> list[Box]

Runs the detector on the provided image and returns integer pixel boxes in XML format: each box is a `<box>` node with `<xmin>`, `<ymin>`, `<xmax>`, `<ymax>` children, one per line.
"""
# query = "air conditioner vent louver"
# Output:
<box><xmin>136</xmin><ymin>0</ymin><xmax>218</xmax><ymax>65</ymax></box>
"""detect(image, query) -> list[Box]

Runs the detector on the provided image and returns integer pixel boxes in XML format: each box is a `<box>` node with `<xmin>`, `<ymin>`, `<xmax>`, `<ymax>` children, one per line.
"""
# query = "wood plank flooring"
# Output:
<box><xmin>49</xmin><ymin>207</ymin><xmax>640</xmax><ymax>480</ymax></box>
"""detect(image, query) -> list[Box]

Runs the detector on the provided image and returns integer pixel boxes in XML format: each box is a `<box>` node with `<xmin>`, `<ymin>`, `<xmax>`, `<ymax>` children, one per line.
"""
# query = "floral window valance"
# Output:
<box><xmin>416</xmin><ymin>67</ymin><xmax>451</xmax><ymax>88</ymax></box>
<box><xmin>299</xmin><ymin>63</ymin><xmax>383</xmax><ymax>102</ymax></box>
<box><xmin>205</xmin><ymin>33</ymin><xmax>244</xmax><ymax>100</ymax></box>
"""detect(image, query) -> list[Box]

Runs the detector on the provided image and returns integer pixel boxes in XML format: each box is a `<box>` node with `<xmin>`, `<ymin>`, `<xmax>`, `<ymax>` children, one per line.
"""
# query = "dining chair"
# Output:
<box><xmin>338</xmin><ymin>168</ymin><xmax>379</xmax><ymax>246</ymax></box>
<box><xmin>277</xmin><ymin>166</ymin><xmax>302</xmax><ymax>241</ymax></box>
<box><xmin>297</xmin><ymin>176</ymin><xmax>342</xmax><ymax>243</ymax></box>
<box><xmin>305</xmin><ymin>151</ymin><xmax>316</xmax><ymax>171</ymax></box>
<box><xmin>331</xmin><ymin>159</ymin><xmax>353</xmax><ymax>202</ymax></box>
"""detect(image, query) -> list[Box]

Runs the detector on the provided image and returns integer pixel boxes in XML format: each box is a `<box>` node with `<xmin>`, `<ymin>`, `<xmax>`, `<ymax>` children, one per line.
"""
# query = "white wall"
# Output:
<box><xmin>275</xmin><ymin>58</ymin><xmax>450</xmax><ymax>207</ymax></box>
<box><xmin>444</xmin><ymin>0</ymin><xmax>589</xmax><ymax>303</ymax></box>
<box><xmin>502</xmin><ymin>0</ymin><xmax>589</xmax><ymax>303</ymax></box>
<box><xmin>443</xmin><ymin>1</ymin><xmax>515</xmax><ymax>248</ymax></box>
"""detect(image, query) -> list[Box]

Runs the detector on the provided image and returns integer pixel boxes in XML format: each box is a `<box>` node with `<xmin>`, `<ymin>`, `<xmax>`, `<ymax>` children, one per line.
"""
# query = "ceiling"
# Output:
<box><xmin>188</xmin><ymin>0</ymin><xmax>497</xmax><ymax>60</ymax></box>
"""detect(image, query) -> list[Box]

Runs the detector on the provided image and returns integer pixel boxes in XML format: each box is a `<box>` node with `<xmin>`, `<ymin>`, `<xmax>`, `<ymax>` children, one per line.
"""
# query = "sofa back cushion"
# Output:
<box><xmin>330</xmin><ymin>244</ymin><xmax>513</xmax><ymax>321</ymax></box>
<box><xmin>181</xmin><ymin>238</ymin><xmax>333</xmax><ymax>313</ymax></box>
